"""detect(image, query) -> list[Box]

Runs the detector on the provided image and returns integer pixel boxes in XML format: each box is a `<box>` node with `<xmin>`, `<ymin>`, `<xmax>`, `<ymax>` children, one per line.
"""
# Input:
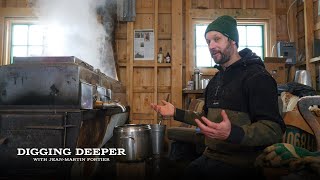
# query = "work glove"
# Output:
<box><xmin>255</xmin><ymin>143</ymin><xmax>320</xmax><ymax>174</ymax></box>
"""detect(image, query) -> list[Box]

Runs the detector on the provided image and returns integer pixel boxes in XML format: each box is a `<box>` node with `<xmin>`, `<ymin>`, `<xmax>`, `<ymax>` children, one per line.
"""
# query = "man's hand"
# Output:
<box><xmin>195</xmin><ymin>110</ymin><xmax>231</xmax><ymax>140</ymax></box>
<box><xmin>150</xmin><ymin>100</ymin><xmax>175</xmax><ymax>117</ymax></box>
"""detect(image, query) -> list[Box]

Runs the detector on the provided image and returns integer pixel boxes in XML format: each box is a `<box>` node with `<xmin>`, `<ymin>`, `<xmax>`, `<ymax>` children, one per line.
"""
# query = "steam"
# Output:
<box><xmin>33</xmin><ymin>0</ymin><xmax>117</xmax><ymax>79</ymax></box>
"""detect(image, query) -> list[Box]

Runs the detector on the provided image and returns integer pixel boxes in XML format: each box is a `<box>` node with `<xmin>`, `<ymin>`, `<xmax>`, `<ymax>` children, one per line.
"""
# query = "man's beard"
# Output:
<box><xmin>211</xmin><ymin>41</ymin><xmax>233</xmax><ymax>65</ymax></box>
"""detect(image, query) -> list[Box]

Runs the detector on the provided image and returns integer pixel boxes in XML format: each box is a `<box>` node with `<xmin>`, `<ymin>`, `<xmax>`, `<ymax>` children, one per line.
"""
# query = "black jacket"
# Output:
<box><xmin>175</xmin><ymin>48</ymin><xmax>286</xmax><ymax>166</ymax></box>
<box><xmin>205</xmin><ymin>48</ymin><xmax>286</xmax><ymax>132</ymax></box>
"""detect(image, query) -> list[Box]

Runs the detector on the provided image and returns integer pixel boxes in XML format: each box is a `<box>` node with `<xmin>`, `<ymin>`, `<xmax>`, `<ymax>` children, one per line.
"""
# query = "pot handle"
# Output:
<box><xmin>120</xmin><ymin>136</ymin><xmax>135</xmax><ymax>157</ymax></box>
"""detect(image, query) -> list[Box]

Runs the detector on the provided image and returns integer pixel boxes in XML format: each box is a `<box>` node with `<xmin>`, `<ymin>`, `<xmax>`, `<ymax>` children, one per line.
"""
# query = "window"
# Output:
<box><xmin>3</xmin><ymin>18</ymin><xmax>48</xmax><ymax>64</ymax></box>
<box><xmin>238</xmin><ymin>25</ymin><xmax>264</xmax><ymax>59</ymax></box>
<box><xmin>11</xmin><ymin>24</ymin><xmax>46</xmax><ymax>63</ymax></box>
<box><xmin>195</xmin><ymin>21</ymin><xmax>266</xmax><ymax>68</ymax></box>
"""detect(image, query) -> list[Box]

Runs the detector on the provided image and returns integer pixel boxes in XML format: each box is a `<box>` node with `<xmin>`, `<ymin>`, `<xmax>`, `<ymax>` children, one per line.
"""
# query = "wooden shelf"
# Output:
<box><xmin>183</xmin><ymin>89</ymin><xmax>204</xmax><ymax>94</ymax></box>
<box><xmin>122</xmin><ymin>62</ymin><xmax>172</xmax><ymax>68</ymax></box>
<box><xmin>133</xmin><ymin>61</ymin><xmax>155</xmax><ymax>67</ymax></box>
<box><xmin>157</xmin><ymin>63</ymin><xmax>171</xmax><ymax>67</ymax></box>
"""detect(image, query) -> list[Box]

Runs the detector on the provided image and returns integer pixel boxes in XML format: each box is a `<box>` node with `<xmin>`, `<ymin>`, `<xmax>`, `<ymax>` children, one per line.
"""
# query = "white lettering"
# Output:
<box><xmin>17</xmin><ymin>148</ymin><xmax>26</xmax><ymax>156</ymax></box>
<box><xmin>84</xmin><ymin>148</ymin><xmax>91</xmax><ymax>155</ymax></box>
<box><xmin>30</xmin><ymin>148</ymin><xmax>39</xmax><ymax>155</ymax></box>
<box><xmin>109</xmin><ymin>148</ymin><xmax>117</xmax><ymax>155</ymax></box>
<box><xmin>63</xmin><ymin>148</ymin><xmax>72</xmax><ymax>155</ymax></box>
<box><xmin>101</xmin><ymin>148</ymin><xmax>109</xmax><ymax>155</ymax></box>
<box><xmin>118</xmin><ymin>148</ymin><xmax>126</xmax><ymax>155</ymax></box>
<box><xmin>75</xmin><ymin>148</ymin><xmax>84</xmax><ymax>155</ymax></box>
<box><xmin>92</xmin><ymin>148</ymin><xmax>100</xmax><ymax>155</ymax></box>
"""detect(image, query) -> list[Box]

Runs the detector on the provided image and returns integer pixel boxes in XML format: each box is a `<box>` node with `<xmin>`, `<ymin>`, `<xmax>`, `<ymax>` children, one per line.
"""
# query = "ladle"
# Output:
<box><xmin>158</xmin><ymin>94</ymin><xmax>170</xmax><ymax>125</ymax></box>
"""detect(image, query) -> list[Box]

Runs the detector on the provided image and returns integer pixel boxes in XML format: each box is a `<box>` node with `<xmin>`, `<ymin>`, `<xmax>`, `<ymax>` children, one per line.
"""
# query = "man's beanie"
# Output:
<box><xmin>205</xmin><ymin>15</ymin><xmax>239</xmax><ymax>46</ymax></box>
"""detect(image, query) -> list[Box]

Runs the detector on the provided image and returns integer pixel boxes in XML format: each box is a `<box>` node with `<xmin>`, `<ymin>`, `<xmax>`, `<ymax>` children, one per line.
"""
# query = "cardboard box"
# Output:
<box><xmin>264</xmin><ymin>57</ymin><xmax>287</xmax><ymax>84</ymax></box>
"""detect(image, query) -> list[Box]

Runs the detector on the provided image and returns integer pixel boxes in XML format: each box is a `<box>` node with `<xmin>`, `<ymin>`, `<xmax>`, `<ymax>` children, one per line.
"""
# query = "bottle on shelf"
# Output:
<box><xmin>194</xmin><ymin>68</ymin><xmax>200</xmax><ymax>90</ymax></box>
<box><xmin>157</xmin><ymin>47</ymin><xmax>164</xmax><ymax>63</ymax></box>
<box><xmin>165</xmin><ymin>52</ymin><xmax>171</xmax><ymax>63</ymax></box>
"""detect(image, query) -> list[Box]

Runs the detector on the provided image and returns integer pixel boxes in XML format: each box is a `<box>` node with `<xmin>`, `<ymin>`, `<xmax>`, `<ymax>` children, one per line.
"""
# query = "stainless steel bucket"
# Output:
<box><xmin>150</xmin><ymin>124</ymin><xmax>166</xmax><ymax>155</ymax></box>
<box><xmin>113</xmin><ymin>124</ymin><xmax>152</xmax><ymax>162</ymax></box>
<box><xmin>200</xmin><ymin>79</ymin><xmax>210</xmax><ymax>89</ymax></box>
<box><xmin>294</xmin><ymin>70</ymin><xmax>311</xmax><ymax>87</ymax></box>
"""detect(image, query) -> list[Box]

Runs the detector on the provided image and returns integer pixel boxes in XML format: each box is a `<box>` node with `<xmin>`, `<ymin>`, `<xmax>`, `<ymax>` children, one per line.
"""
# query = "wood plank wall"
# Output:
<box><xmin>0</xmin><ymin>0</ymin><xmax>319</xmax><ymax>128</ymax></box>
<box><xmin>118</xmin><ymin>0</ymin><xmax>300</xmax><ymax>128</ymax></box>
<box><xmin>0</xmin><ymin>0</ymin><xmax>27</xmax><ymax>7</ymax></box>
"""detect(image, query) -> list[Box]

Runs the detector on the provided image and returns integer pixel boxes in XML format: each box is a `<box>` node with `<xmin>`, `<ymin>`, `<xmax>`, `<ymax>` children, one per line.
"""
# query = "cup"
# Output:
<box><xmin>187</xmin><ymin>81</ymin><xmax>194</xmax><ymax>90</ymax></box>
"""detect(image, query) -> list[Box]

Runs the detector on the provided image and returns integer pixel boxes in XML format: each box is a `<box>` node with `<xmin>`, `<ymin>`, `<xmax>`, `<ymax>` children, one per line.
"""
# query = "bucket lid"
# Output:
<box><xmin>114</xmin><ymin>124</ymin><xmax>151</xmax><ymax>132</ymax></box>
<box><xmin>150</xmin><ymin>124</ymin><xmax>166</xmax><ymax>131</ymax></box>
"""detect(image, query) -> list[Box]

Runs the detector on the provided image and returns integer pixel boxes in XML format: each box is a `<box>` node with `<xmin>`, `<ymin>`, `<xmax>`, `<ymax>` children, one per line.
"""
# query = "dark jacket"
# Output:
<box><xmin>175</xmin><ymin>48</ymin><xmax>286</xmax><ymax>167</ymax></box>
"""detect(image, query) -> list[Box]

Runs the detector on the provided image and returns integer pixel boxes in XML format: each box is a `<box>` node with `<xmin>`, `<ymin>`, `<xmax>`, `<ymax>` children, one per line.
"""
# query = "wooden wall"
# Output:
<box><xmin>115</xmin><ymin>0</ymin><xmax>183</xmax><ymax>127</ymax></box>
<box><xmin>0</xmin><ymin>0</ymin><xmax>27</xmax><ymax>7</ymax></box>
<box><xmin>294</xmin><ymin>0</ymin><xmax>320</xmax><ymax>90</ymax></box>
<box><xmin>115</xmin><ymin>0</ymin><xmax>298</xmax><ymax>128</ymax></box>
<box><xmin>0</xmin><ymin>0</ymin><xmax>319</xmax><ymax>128</ymax></box>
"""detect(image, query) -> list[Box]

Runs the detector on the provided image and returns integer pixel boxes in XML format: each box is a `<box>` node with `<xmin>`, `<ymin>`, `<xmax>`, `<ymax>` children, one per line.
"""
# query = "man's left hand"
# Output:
<box><xmin>195</xmin><ymin>110</ymin><xmax>231</xmax><ymax>140</ymax></box>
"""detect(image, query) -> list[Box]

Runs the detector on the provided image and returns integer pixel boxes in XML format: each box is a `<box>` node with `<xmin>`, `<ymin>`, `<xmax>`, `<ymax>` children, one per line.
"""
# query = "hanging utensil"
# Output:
<box><xmin>158</xmin><ymin>94</ymin><xmax>171</xmax><ymax>125</ymax></box>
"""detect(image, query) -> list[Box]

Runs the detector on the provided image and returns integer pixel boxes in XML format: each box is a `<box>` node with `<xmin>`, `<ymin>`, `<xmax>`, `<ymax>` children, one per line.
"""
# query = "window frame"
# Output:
<box><xmin>4</xmin><ymin>17</ymin><xmax>40</xmax><ymax>64</ymax></box>
<box><xmin>192</xmin><ymin>19</ymin><xmax>269</xmax><ymax>72</ymax></box>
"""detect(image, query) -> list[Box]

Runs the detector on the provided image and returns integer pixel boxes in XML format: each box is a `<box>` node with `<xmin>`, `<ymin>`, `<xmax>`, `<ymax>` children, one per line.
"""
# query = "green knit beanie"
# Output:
<box><xmin>205</xmin><ymin>15</ymin><xmax>239</xmax><ymax>46</ymax></box>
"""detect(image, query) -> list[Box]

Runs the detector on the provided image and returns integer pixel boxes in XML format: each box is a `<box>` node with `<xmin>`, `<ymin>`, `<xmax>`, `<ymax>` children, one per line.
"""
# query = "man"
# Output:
<box><xmin>151</xmin><ymin>15</ymin><xmax>286</xmax><ymax>178</ymax></box>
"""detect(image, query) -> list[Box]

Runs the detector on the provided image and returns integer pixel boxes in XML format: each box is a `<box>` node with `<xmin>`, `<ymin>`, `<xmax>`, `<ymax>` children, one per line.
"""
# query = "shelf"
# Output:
<box><xmin>183</xmin><ymin>89</ymin><xmax>204</xmax><ymax>94</ymax></box>
<box><xmin>133</xmin><ymin>61</ymin><xmax>155</xmax><ymax>67</ymax></box>
<box><xmin>157</xmin><ymin>63</ymin><xmax>171</xmax><ymax>67</ymax></box>
<box><xmin>127</xmin><ymin>61</ymin><xmax>172</xmax><ymax>67</ymax></box>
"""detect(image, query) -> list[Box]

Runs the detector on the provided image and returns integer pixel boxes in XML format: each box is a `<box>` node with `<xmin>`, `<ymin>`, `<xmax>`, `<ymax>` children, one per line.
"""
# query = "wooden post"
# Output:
<box><xmin>154</xmin><ymin>0</ymin><xmax>159</xmax><ymax>124</ymax></box>
<box><xmin>171</xmin><ymin>0</ymin><xmax>183</xmax><ymax>127</ymax></box>
<box><xmin>127</xmin><ymin>22</ymin><xmax>134</xmax><ymax>123</ymax></box>
<box><xmin>304</xmin><ymin>0</ymin><xmax>315</xmax><ymax>88</ymax></box>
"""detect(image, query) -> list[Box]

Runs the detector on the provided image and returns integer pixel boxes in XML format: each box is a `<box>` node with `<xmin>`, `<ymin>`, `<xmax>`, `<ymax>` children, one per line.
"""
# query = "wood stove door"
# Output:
<box><xmin>0</xmin><ymin>111</ymin><xmax>82</xmax><ymax>176</ymax></box>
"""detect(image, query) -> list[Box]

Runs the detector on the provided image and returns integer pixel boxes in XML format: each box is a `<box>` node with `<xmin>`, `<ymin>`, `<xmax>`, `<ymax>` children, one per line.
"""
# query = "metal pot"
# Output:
<box><xmin>294</xmin><ymin>70</ymin><xmax>311</xmax><ymax>87</ymax></box>
<box><xmin>113</xmin><ymin>124</ymin><xmax>152</xmax><ymax>162</ymax></box>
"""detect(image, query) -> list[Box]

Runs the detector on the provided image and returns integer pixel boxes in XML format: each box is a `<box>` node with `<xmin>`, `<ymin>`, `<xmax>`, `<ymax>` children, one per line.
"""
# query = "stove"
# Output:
<box><xmin>0</xmin><ymin>56</ymin><xmax>129</xmax><ymax>178</ymax></box>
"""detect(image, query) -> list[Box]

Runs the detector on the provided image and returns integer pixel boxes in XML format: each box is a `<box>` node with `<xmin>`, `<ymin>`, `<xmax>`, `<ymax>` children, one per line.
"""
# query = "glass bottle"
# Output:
<box><xmin>165</xmin><ymin>52</ymin><xmax>171</xmax><ymax>63</ymax></box>
<box><xmin>157</xmin><ymin>47</ymin><xmax>163</xmax><ymax>63</ymax></box>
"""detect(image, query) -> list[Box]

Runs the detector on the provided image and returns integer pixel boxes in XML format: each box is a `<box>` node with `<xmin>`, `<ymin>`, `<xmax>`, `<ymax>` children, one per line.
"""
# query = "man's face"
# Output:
<box><xmin>205</xmin><ymin>31</ymin><xmax>234</xmax><ymax>65</ymax></box>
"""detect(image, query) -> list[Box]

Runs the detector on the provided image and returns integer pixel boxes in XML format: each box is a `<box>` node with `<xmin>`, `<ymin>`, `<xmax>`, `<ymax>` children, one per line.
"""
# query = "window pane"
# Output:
<box><xmin>29</xmin><ymin>25</ymin><xmax>44</xmax><ymax>45</ymax></box>
<box><xmin>237</xmin><ymin>26</ymin><xmax>246</xmax><ymax>47</ymax></box>
<box><xmin>238</xmin><ymin>46</ymin><xmax>246</xmax><ymax>52</ymax></box>
<box><xmin>12</xmin><ymin>25</ymin><xmax>28</xmax><ymax>45</ymax></box>
<box><xmin>196</xmin><ymin>46</ymin><xmax>213</xmax><ymax>67</ymax></box>
<box><xmin>247</xmin><ymin>26</ymin><xmax>262</xmax><ymax>46</ymax></box>
<box><xmin>12</xmin><ymin>46</ymin><xmax>28</xmax><ymax>57</ymax></box>
<box><xmin>28</xmin><ymin>46</ymin><xmax>43</xmax><ymax>56</ymax></box>
<box><xmin>250</xmin><ymin>47</ymin><xmax>263</xmax><ymax>59</ymax></box>
<box><xmin>196</xmin><ymin>25</ymin><xmax>207</xmax><ymax>46</ymax></box>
